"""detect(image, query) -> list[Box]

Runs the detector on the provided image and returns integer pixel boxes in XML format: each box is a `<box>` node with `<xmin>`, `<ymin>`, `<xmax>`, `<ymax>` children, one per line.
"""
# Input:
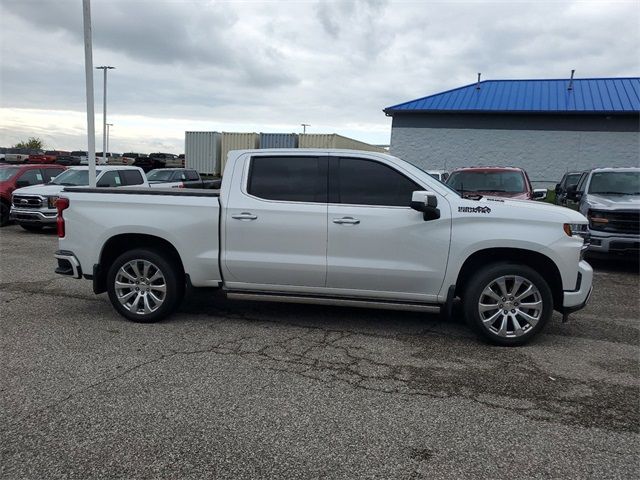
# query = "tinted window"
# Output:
<box><xmin>97</xmin><ymin>171</ymin><xmax>122</xmax><ymax>187</ymax></box>
<box><xmin>248</xmin><ymin>156</ymin><xmax>326</xmax><ymax>202</ymax></box>
<box><xmin>336</xmin><ymin>157</ymin><xmax>420</xmax><ymax>206</ymax></box>
<box><xmin>185</xmin><ymin>170</ymin><xmax>199</xmax><ymax>181</ymax></box>
<box><xmin>588</xmin><ymin>171</ymin><xmax>640</xmax><ymax>195</ymax></box>
<box><xmin>44</xmin><ymin>168</ymin><xmax>64</xmax><ymax>181</ymax></box>
<box><xmin>17</xmin><ymin>169</ymin><xmax>44</xmax><ymax>186</ymax></box>
<box><xmin>447</xmin><ymin>170</ymin><xmax>526</xmax><ymax>194</ymax></box>
<box><xmin>120</xmin><ymin>170</ymin><xmax>145</xmax><ymax>186</ymax></box>
<box><xmin>576</xmin><ymin>173</ymin><xmax>588</xmax><ymax>192</ymax></box>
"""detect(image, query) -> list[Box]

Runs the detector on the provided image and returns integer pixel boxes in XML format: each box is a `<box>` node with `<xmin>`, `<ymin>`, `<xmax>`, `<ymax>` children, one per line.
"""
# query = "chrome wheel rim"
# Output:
<box><xmin>478</xmin><ymin>275</ymin><xmax>543</xmax><ymax>338</ymax></box>
<box><xmin>115</xmin><ymin>260</ymin><xmax>167</xmax><ymax>315</ymax></box>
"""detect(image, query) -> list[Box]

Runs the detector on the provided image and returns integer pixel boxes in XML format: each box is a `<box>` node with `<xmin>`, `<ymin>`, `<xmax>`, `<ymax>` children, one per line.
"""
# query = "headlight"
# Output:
<box><xmin>48</xmin><ymin>196</ymin><xmax>59</xmax><ymax>209</ymax></box>
<box><xmin>563</xmin><ymin>223</ymin><xmax>589</xmax><ymax>239</ymax></box>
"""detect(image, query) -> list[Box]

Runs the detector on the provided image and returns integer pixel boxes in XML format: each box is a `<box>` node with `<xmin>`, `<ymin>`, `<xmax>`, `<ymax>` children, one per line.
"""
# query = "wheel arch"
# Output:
<box><xmin>454</xmin><ymin>247</ymin><xmax>563</xmax><ymax>310</ymax></box>
<box><xmin>95</xmin><ymin>233</ymin><xmax>185</xmax><ymax>294</ymax></box>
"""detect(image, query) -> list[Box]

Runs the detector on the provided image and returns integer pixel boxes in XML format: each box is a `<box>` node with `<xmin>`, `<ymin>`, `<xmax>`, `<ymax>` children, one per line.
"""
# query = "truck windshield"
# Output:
<box><xmin>588</xmin><ymin>171</ymin><xmax>640</xmax><ymax>195</ymax></box>
<box><xmin>147</xmin><ymin>170</ymin><xmax>175</xmax><ymax>182</ymax></box>
<box><xmin>0</xmin><ymin>167</ymin><xmax>19</xmax><ymax>181</ymax></box>
<box><xmin>50</xmin><ymin>169</ymin><xmax>103</xmax><ymax>186</ymax></box>
<box><xmin>447</xmin><ymin>171</ymin><xmax>525</xmax><ymax>193</ymax></box>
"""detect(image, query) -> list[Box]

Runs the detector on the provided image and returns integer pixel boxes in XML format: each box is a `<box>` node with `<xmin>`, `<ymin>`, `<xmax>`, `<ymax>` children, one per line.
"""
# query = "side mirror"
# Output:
<box><xmin>566</xmin><ymin>185</ymin><xmax>581</xmax><ymax>201</ymax></box>
<box><xmin>554</xmin><ymin>183</ymin><xmax>562</xmax><ymax>194</ymax></box>
<box><xmin>532</xmin><ymin>189</ymin><xmax>547</xmax><ymax>201</ymax></box>
<box><xmin>410</xmin><ymin>191</ymin><xmax>440</xmax><ymax>221</ymax></box>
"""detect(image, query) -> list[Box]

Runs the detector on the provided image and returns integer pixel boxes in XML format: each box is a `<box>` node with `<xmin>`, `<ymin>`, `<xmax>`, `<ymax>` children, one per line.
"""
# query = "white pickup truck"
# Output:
<box><xmin>54</xmin><ymin>149</ymin><xmax>593</xmax><ymax>345</ymax></box>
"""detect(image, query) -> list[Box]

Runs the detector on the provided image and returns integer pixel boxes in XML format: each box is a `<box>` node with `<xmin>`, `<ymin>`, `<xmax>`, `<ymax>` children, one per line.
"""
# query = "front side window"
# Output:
<box><xmin>248</xmin><ymin>156</ymin><xmax>326</xmax><ymax>202</ymax></box>
<box><xmin>588</xmin><ymin>171</ymin><xmax>640</xmax><ymax>195</ymax></box>
<box><xmin>97</xmin><ymin>171</ymin><xmax>122</xmax><ymax>187</ymax></box>
<box><xmin>185</xmin><ymin>170</ymin><xmax>199</xmax><ymax>181</ymax></box>
<box><xmin>17</xmin><ymin>169</ymin><xmax>44</xmax><ymax>186</ymax></box>
<box><xmin>564</xmin><ymin>173</ymin><xmax>581</xmax><ymax>189</ymax></box>
<box><xmin>336</xmin><ymin>157</ymin><xmax>420</xmax><ymax>206</ymax></box>
<box><xmin>51</xmin><ymin>169</ymin><xmax>103</xmax><ymax>186</ymax></box>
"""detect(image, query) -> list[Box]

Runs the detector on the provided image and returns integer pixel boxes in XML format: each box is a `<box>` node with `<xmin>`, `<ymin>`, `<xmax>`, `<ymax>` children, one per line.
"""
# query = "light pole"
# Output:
<box><xmin>96</xmin><ymin>65</ymin><xmax>115</xmax><ymax>165</ymax></box>
<box><xmin>106</xmin><ymin>123</ymin><xmax>113</xmax><ymax>155</ymax></box>
<box><xmin>301</xmin><ymin>123</ymin><xmax>310</xmax><ymax>134</ymax></box>
<box><xmin>82</xmin><ymin>0</ymin><xmax>96</xmax><ymax>187</ymax></box>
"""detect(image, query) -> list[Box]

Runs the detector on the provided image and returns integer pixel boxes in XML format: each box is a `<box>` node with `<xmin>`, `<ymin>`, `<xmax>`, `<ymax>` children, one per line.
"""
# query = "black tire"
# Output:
<box><xmin>107</xmin><ymin>248</ymin><xmax>184</xmax><ymax>323</ymax></box>
<box><xmin>462</xmin><ymin>263</ymin><xmax>553</xmax><ymax>346</ymax></box>
<box><xmin>20</xmin><ymin>224</ymin><xmax>44</xmax><ymax>232</ymax></box>
<box><xmin>0</xmin><ymin>202</ymin><xmax>9</xmax><ymax>226</ymax></box>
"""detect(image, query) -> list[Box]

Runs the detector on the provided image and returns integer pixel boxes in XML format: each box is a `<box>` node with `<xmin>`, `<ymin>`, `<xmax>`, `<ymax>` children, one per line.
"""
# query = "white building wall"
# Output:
<box><xmin>390</xmin><ymin>127</ymin><xmax>640</xmax><ymax>186</ymax></box>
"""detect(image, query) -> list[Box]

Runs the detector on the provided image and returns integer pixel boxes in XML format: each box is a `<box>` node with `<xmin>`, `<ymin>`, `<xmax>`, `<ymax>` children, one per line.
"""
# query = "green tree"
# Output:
<box><xmin>13</xmin><ymin>137</ymin><xmax>44</xmax><ymax>150</ymax></box>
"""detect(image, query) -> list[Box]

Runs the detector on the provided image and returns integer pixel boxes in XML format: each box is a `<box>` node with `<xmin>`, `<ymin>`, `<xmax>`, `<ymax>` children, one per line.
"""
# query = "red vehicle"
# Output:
<box><xmin>27</xmin><ymin>150</ymin><xmax>70</xmax><ymax>164</ymax></box>
<box><xmin>0</xmin><ymin>164</ymin><xmax>65</xmax><ymax>225</ymax></box>
<box><xmin>445</xmin><ymin>166</ymin><xmax>546</xmax><ymax>200</ymax></box>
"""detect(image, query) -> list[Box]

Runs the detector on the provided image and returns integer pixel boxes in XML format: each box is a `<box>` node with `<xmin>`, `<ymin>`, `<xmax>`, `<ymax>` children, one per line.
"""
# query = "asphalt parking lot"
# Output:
<box><xmin>0</xmin><ymin>224</ymin><xmax>638</xmax><ymax>479</ymax></box>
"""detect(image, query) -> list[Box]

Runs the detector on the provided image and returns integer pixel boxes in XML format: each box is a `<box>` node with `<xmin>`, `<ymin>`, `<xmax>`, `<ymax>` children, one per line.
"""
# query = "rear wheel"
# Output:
<box><xmin>463</xmin><ymin>263</ymin><xmax>553</xmax><ymax>346</ymax></box>
<box><xmin>107</xmin><ymin>249</ymin><xmax>183</xmax><ymax>323</ymax></box>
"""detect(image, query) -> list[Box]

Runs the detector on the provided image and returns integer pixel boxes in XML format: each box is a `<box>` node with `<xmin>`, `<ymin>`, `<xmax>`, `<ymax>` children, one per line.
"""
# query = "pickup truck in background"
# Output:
<box><xmin>54</xmin><ymin>149</ymin><xmax>592</xmax><ymax>346</ymax></box>
<box><xmin>554</xmin><ymin>171</ymin><xmax>582</xmax><ymax>206</ymax></box>
<box><xmin>27</xmin><ymin>150</ymin><xmax>70</xmax><ymax>164</ymax></box>
<box><xmin>11</xmin><ymin>166</ymin><xmax>148</xmax><ymax>231</ymax></box>
<box><xmin>147</xmin><ymin>168</ymin><xmax>220</xmax><ymax>189</ymax></box>
<box><xmin>3</xmin><ymin>148</ymin><xmax>42</xmax><ymax>163</ymax></box>
<box><xmin>566</xmin><ymin>167</ymin><xmax>639</xmax><ymax>256</ymax></box>
<box><xmin>1</xmin><ymin>164</ymin><xmax>66</xmax><ymax>226</ymax></box>
<box><xmin>446</xmin><ymin>166</ymin><xmax>547</xmax><ymax>201</ymax></box>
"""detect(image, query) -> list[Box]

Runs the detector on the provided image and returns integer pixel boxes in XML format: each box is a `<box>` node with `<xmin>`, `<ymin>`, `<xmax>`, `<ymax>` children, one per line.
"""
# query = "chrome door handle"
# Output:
<box><xmin>231</xmin><ymin>212</ymin><xmax>258</xmax><ymax>220</ymax></box>
<box><xmin>333</xmin><ymin>217</ymin><xmax>360</xmax><ymax>225</ymax></box>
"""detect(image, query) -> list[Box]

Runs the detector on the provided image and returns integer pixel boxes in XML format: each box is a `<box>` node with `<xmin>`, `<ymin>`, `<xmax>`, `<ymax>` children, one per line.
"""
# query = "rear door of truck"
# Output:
<box><xmin>221</xmin><ymin>154</ymin><xmax>328</xmax><ymax>288</ymax></box>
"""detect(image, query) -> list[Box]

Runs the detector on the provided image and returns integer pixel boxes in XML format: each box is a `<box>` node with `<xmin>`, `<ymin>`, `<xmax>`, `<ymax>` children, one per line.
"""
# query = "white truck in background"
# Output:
<box><xmin>54</xmin><ymin>149</ymin><xmax>592</xmax><ymax>346</ymax></box>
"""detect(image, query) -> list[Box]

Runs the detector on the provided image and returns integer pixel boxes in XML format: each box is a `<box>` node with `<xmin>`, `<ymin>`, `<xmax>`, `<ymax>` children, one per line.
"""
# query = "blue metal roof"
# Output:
<box><xmin>384</xmin><ymin>77</ymin><xmax>640</xmax><ymax>115</ymax></box>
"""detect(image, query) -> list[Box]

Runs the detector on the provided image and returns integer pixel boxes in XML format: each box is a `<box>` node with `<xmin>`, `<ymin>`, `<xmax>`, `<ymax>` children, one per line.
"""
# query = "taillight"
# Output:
<box><xmin>56</xmin><ymin>197</ymin><xmax>70</xmax><ymax>238</ymax></box>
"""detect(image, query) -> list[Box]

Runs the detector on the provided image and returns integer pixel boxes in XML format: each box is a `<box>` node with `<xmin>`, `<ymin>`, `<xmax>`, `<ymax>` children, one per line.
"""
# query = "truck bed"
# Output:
<box><xmin>60</xmin><ymin>187</ymin><xmax>222</xmax><ymax>287</ymax></box>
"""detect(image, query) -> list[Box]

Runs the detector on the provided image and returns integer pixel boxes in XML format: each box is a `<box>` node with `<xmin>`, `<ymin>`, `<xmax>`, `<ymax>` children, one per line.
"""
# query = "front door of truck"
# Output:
<box><xmin>326</xmin><ymin>157</ymin><xmax>451</xmax><ymax>302</ymax></box>
<box><xmin>222</xmin><ymin>154</ymin><xmax>328</xmax><ymax>288</ymax></box>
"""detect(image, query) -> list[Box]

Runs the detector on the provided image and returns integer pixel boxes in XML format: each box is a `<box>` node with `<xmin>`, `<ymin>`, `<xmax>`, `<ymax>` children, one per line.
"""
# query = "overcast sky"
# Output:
<box><xmin>1</xmin><ymin>0</ymin><xmax>638</xmax><ymax>153</ymax></box>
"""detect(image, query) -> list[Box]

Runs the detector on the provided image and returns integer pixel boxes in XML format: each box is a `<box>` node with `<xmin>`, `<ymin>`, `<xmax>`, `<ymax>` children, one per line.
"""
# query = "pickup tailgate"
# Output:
<box><xmin>59</xmin><ymin>188</ymin><xmax>222</xmax><ymax>286</ymax></box>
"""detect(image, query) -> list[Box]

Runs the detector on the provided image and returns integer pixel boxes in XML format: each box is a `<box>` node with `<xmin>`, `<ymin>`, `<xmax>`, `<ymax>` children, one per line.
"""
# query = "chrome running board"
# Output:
<box><xmin>225</xmin><ymin>291</ymin><xmax>441</xmax><ymax>313</ymax></box>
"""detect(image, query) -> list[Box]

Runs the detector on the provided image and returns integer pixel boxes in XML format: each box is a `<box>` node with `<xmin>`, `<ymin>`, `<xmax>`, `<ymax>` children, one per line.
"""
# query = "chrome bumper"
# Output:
<box><xmin>562</xmin><ymin>260</ymin><xmax>593</xmax><ymax>311</ymax></box>
<box><xmin>54</xmin><ymin>251</ymin><xmax>82</xmax><ymax>279</ymax></box>
<box><xmin>10</xmin><ymin>207</ymin><xmax>57</xmax><ymax>224</ymax></box>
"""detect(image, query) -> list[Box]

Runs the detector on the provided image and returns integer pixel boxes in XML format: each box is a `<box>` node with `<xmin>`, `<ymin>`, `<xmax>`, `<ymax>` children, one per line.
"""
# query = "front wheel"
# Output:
<box><xmin>463</xmin><ymin>263</ymin><xmax>553</xmax><ymax>346</ymax></box>
<box><xmin>107</xmin><ymin>249</ymin><xmax>183</xmax><ymax>323</ymax></box>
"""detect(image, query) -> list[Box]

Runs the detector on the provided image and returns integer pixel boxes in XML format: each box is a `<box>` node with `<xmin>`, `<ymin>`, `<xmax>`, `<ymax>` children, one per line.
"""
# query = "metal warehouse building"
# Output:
<box><xmin>384</xmin><ymin>77</ymin><xmax>640</xmax><ymax>185</ymax></box>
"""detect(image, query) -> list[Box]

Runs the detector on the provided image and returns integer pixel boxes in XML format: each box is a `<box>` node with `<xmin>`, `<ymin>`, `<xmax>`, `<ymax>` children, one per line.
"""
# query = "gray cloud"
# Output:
<box><xmin>1</xmin><ymin>0</ymin><xmax>638</xmax><ymax>152</ymax></box>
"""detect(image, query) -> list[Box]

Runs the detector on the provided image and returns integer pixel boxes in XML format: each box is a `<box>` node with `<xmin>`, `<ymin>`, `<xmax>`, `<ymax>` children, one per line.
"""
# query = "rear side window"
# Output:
<box><xmin>44</xmin><ymin>168</ymin><xmax>64</xmax><ymax>182</ymax></box>
<box><xmin>335</xmin><ymin>157</ymin><xmax>420</xmax><ymax>206</ymax></box>
<box><xmin>185</xmin><ymin>170</ymin><xmax>199</xmax><ymax>181</ymax></box>
<box><xmin>248</xmin><ymin>156</ymin><xmax>327</xmax><ymax>202</ymax></box>
<box><xmin>120</xmin><ymin>170</ymin><xmax>145</xmax><ymax>186</ymax></box>
<box><xmin>97</xmin><ymin>171</ymin><xmax>122</xmax><ymax>187</ymax></box>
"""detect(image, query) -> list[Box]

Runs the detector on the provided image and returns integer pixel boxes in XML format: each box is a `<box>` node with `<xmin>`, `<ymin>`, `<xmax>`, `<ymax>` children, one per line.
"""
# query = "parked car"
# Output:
<box><xmin>565</xmin><ymin>167</ymin><xmax>639</xmax><ymax>256</ymax></box>
<box><xmin>55</xmin><ymin>151</ymin><xmax>85</xmax><ymax>166</ymax></box>
<box><xmin>115</xmin><ymin>153</ymin><xmax>144</xmax><ymax>166</ymax></box>
<box><xmin>177</xmin><ymin>154</ymin><xmax>186</xmax><ymax>167</ymax></box>
<box><xmin>427</xmin><ymin>170</ymin><xmax>449</xmax><ymax>182</ymax></box>
<box><xmin>149</xmin><ymin>153</ymin><xmax>181</xmax><ymax>168</ymax></box>
<box><xmin>0</xmin><ymin>164</ymin><xmax>65</xmax><ymax>226</ymax></box>
<box><xmin>54</xmin><ymin>149</ymin><xmax>591</xmax><ymax>346</ymax></box>
<box><xmin>0</xmin><ymin>147</ymin><xmax>8</xmax><ymax>162</ymax></box>
<box><xmin>11</xmin><ymin>166</ymin><xmax>148</xmax><ymax>231</ymax></box>
<box><xmin>446</xmin><ymin>166</ymin><xmax>546</xmax><ymax>200</ymax></box>
<box><xmin>27</xmin><ymin>150</ymin><xmax>70</xmax><ymax>164</ymax></box>
<box><xmin>4</xmin><ymin>148</ymin><xmax>42</xmax><ymax>163</ymax></box>
<box><xmin>554</xmin><ymin>172</ymin><xmax>582</xmax><ymax>206</ymax></box>
<box><xmin>147</xmin><ymin>168</ymin><xmax>220</xmax><ymax>189</ymax></box>
<box><xmin>133</xmin><ymin>155</ymin><xmax>164</xmax><ymax>172</ymax></box>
